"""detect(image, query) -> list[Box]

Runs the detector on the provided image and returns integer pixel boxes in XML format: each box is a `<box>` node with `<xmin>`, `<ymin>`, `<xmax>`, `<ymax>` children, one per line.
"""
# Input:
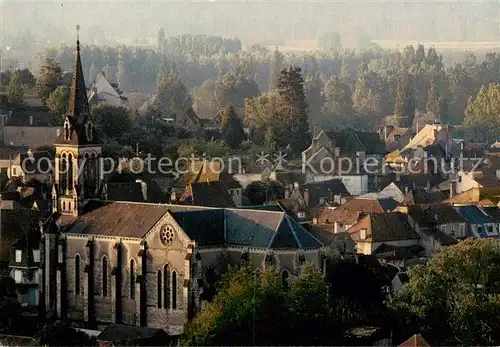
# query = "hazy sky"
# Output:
<box><xmin>1</xmin><ymin>1</ymin><xmax>500</xmax><ymax>45</ymax></box>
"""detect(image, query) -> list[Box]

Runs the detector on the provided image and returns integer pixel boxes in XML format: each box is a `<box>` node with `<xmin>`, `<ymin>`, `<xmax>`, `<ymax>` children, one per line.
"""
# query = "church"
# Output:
<box><xmin>39</xmin><ymin>34</ymin><xmax>324</xmax><ymax>334</ymax></box>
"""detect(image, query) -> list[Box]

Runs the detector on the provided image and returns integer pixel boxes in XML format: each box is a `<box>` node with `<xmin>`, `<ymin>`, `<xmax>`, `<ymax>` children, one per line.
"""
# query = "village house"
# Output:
<box><xmin>346</xmin><ymin>212</ymin><xmax>420</xmax><ymax>255</ymax></box>
<box><xmin>455</xmin><ymin>205</ymin><xmax>499</xmax><ymax>238</ymax></box>
<box><xmin>2</xmin><ymin>106</ymin><xmax>61</xmax><ymax>148</ymax></box>
<box><xmin>302</xmin><ymin>129</ymin><xmax>386</xmax><ymax>196</ymax></box>
<box><xmin>87</xmin><ymin>72</ymin><xmax>128</xmax><ymax>108</ymax></box>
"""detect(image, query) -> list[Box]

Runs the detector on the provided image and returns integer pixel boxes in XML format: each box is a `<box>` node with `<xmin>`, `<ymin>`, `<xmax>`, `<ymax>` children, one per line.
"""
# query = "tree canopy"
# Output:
<box><xmin>387</xmin><ymin>238</ymin><xmax>500</xmax><ymax>346</ymax></box>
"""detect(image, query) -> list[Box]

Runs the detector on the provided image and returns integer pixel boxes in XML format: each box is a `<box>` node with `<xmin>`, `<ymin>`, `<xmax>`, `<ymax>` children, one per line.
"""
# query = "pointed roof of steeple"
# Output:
<box><xmin>53</xmin><ymin>27</ymin><xmax>101</xmax><ymax>146</ymax></box>
<box><xmin>66</xmin><ymin>29</ymin><xmax>90</xmax><ymax>125</ymax></box>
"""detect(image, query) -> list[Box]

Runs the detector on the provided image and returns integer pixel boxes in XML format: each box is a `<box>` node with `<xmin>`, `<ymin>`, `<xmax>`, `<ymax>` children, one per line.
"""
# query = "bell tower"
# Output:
<box><xmin>52</xmin><ymin>25</ymin><xmax>103</xmax><ymax>216</ymax></box>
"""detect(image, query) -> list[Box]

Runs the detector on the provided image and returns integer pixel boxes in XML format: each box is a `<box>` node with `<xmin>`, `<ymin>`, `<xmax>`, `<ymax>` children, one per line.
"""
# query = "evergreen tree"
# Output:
<box><xmin>339</xmin><ymin>61</ymin><xmax>350</xmax><ymax>86</ymax></box>
<box><xmin>268</xmin><ymin>48</ymin><xmax>284</xmax><ymax>91</ymax></box>
<box><xmin>221</xmin><ymin>105</ymin><xmax>245</xmax><ymax>149</ymax></box>
<box><xmin>426</xmin><ymin>77</ymin><xmax>439</xmax><ymax>117</ymax></box>
<box><xmin>394</xmin><ymin>74</ymin><xmax>415</xmax><ymax>127</ymax></box>
<box><xmin>7</xmin><ymin>71</ymin><xmax>25</xmax><ymax>107</ymax></box>
<box><xmin>322</xmin><ymin>76</ymin><xmax>355</xmax><ymax>129</ymax></box>
<box><xmin>438</xmin><ymin>96</ymin><xmax>450</xmax><ymax>124</ymax></box>
<box><xmin>36</xmin><ymin>58</ymin><xmax>62</xmax><ymax>105</ymax></box>
<box><xmin>277</xmin><ymin>67</ymin><xmax>311</xmax><ymax>155</ymax></box>
<box><xmin>46</xmin><ymin>85</ymin><xmax>70</xmax><ymax>119</ymax></box>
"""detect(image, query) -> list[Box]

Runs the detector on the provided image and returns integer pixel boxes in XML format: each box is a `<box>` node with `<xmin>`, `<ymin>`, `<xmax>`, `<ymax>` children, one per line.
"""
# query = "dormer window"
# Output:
<box><xmin>64</xmin><ymin>118</ymin><xmax>71</xmax><ymax>140</ymax></box>
<box><xmin>85</xmin><ymin>121</ymin><xmax>93</xmax><ymax>141</ymax></box>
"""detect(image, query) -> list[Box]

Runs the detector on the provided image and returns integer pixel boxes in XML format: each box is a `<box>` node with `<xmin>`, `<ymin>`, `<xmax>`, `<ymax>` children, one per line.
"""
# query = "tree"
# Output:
<box><xmin>243</xmin><ymin>179</ymin><xmax>285</xmax><ymax>205</ymax></box>
<box><xmin>321</xmin><ymin>76</ymin><xmax>355</xmax><ymax>129</ymax></box>
<box><xmin>394</xmin><ymin>74</ymin><xmax>415</xmax><ymax>127</ymax></box>
<box><xmin>221</xmin><ymin>105</ymin><xmax>245</xmax><ymax>149</ymax></box>
<box><xmin>277</xmin><ymin>67</ymin><xmax>311</xmax><ymax>155</ymax></box>
<box><xmin>317</xmin><ymin>32</ymin><xmax>342</xmax><ymax>51</ymax></box>
<box><xmin>387</xmin><ymin>238</ymin><xmax>500</xmax><ymax>346</ymax></box>
<box><xmin>182</xmin><ymin>263</ymin><xmax>330</xmax><ymax>346</ymax></box>
<box><xmin>157</xmin><ymin>27</ymin><xmax>165</xmax><ymax>53</ymax></box>
<box><xmin>214</xmin><ymin>72</ymin><xmax>259</xmax><ymax>110</ymax></box>
<box><xmin>426</xmin><ymin>77</ymin><xmax>439</xmax><ymax>118</ymax></box>
<box><xmin>91</xmin><ymin>103</ymin><xmax>133</xmax><ymax>143</ymax></box>
<box><xmin>464</xmin><ymin>84</ymin><xmax>500</xmax><ymax>143</ymax></box>
<box><xmin>16</xmin><ymin>68</ymin><xmax>36</xmax><ymax>87</ymax></box>
<box><xmin>7</xmin><ymin>71</ymin><xmax>25</xmax><ymax>106</ymax></box>
<box><xmin>268</xmin><ymin>48</ymin><xmax>284</xmax><ymax>91</ymax></box>
<box><xmin>46</xmin><ymin>85</ymin><xmax>70</xmax><ymax>118</ymax></box>
<box><xmin>156</xmin><ymin>59</ymin><xmax>193</xmax><ymax>121</ymax></box>
<box><xmin>439</xmin><ymin>96</ymin><xmax>450</xmax><ymax>124</ymax></box>
<box><xmin>35</xmin><ymin>320</ymin><xmax>97</xmax><ymax>346</ymax></box>
<box><xmin>36</xmin><ymin>58</ymin><xmax>62</xmax><ymax>105</ymax></box>
<box><xmin>116</xmin><ymin>54</ymin><xmax>127</xmax><ymax>92</ymax></box>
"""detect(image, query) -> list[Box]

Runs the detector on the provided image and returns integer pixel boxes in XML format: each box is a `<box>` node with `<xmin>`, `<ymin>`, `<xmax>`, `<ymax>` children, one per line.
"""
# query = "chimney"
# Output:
<box><xmin>405</xmin><ymin>185</ymin><xmax>409</xmax><ymax>194</ymax></box>
<box><xmin>496</xmin><ymin>169</ymin><xmax>500</xmax><ymax>181</ymax></box>
<box><xmin>426</xmin><ymin>181</ymin><xmax>431</xmax><ymax>191</ymax></box>
<box><xmin>135</xmin><ymin>179</ymin><xmax>148</xmax><ymax>201</ymax></box>
<box><xmin>293</xmin><ymin>182</ymin><xmax>300</xmax><ymax>189</ymax></box>
<box><xmin>450</xmin><ymin>180</ymin><xmax>457</xmax><ymax>198</ymax></box>
<box><xmin>312</xmin><ymin>216</ymin><xmax>318</xmax><ymax>225</ymax></box>
<box><xmin>284</xmin><ymin>186</ymin><xmax>291</xmax><ymax>199</ymax></box>
<box><xmin>334</xmin><ymin>147</ymin><xmax>340</xmax><ymax>158</ymax></box>
<box><xmin>29</xmin><ymin>115</ymin><xmax>33</xmax><ymax>125</ymax></box>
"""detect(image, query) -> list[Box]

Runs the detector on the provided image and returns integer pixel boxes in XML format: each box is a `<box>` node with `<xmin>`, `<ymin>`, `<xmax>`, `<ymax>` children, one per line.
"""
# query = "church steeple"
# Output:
<box><xmin>66</xmin><ymin>23</ymin><xmax>90</xmax><ymax>126</ymax></box>
<box><xmin>52</xmin><ymin>25</ymin><xmax>104</xmax><ymax>216</ymax></box>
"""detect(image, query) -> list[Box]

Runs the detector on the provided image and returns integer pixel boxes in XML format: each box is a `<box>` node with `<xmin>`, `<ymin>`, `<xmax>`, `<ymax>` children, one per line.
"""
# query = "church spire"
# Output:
<box><xmin>66</xmin><ymin>23</ymin><xmax>90</xmax><ymax>125</ymax></box>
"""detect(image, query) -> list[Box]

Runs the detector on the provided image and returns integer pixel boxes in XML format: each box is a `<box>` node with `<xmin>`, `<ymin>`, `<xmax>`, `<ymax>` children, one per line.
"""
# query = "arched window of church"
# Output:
<box><xmin>157</xmin><ymin>270</ymin><xmax>162</xmax><ymax>308</ymax></box>
<box><xmin>68</xmin><ymin>154</ymin><xmax>74</xmax><ymax>191</ymax></box>
<box><xmin>83</xmin><ymin>153</ymin><xmax>90</xmax><ymax>183</ymax></box>
<box><xmin>60</xmin><ymin>154</ymin><xmax>67</xmax><ymax>192</ymax></box>
<box><xmin>130</xmin><ymin>259</ymin><xmax>136</xmax><ymax>299</ymax></box>
<box><xmin>102</xmin><ymin>256</ymin><xmax>108</xmax><ymax>297</ymax></box>
<box><xmin>90</xmin><ymin>153</ymin><xmax>97</xmax><ymax>184</ymax></box>
<box><xmin>163</xmin><ymin>264</ymin><xmax>170</xmax><ymax>309</ymax></box>
<box><xmin>172</xmin><ymin>270</ymin><xmax>177</xmax><ymax>309</ymax></box>
<box><xmin>281</xmin><ymin>270</ymin><xmax>289</xmax><ymax>288</ymax></box>
<box><xmin>75</xmin><ymin>254</ymin><xmax>81</xmax><ymax>295</ymax></box>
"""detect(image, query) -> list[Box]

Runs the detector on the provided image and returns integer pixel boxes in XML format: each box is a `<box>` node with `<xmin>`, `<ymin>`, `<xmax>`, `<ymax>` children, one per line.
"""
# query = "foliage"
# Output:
<box><xmin>91</xmin><ymin>103</ymin><xmax>134</xmax><ymax>143</ymax></box>
<box><xmin>221</xmin><ymin>105</ymin><xmax>245</xmax><ymax>149</ymax></box>
<box><xmin>464</xmin><ymin>83</ymin><xmax>500</xmax><ymax>143</ymax></box>
<box><xmin>36</xmin><ymin>58</ymin><xmax>63</xmax><ymax>105</ymax></box>
<box><xmin>268</xmin><ymin>48</ymin><xmax>284</xmax><ymax>91</ymax></box>
<box><xmin>182</xmin><ymin>264</ymin><xmax>330</xmax><ymax>346</ymax></box>
<box><xmin>318</xmin><ymin>32</ymin><xmax>342</xmax><ymax>51</ymax></box>
<box><xmin>387</xmin><ymin>238</ymin><xmax>500</xmax><ymax>346</ymax></box>
<box><xmin>321</xmin><ymin>76</ymin><xmax>355</xmax><ymax>130</ymax></box>
<box><xmin>277</xmin><ymin>67</ymin><xmax>311</xmax><ymax>155</ymax></box>
<box><xmin>243</xmin><ymin>179</ymin><xmax>285</xmax><ymax>205</ymax></box>
<box><xmin>177</xmin><ymin>139</ymin><xmax>230</xmax><ymax>159</ymax></box>
<box><xmin>46</xmin><ymin>85</ymin><xmax>70</xmax><ymax>118</ymax></box>
<box><xmin>426</xmin><ymin>77</ymin><xmax>439</xmax><ymax>117</ymax></box>
<box><xmin>7</xmin><ymin>70</ymin><xmax>25</xmax><ymax>106</ymax></box>
<box><xmin>35</xmin><ymin>320</ymin><xmax>97</xmax><ymax>346</ymax></box>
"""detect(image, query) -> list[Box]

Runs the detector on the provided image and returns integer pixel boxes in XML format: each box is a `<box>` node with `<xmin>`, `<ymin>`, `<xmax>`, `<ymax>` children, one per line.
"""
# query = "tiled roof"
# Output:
<box><xmin>401</xmin><ymin>189</ymin><xmax>445</xmax><ymax>205</ymax></box>
<box><xmin>180</xmin><ymin>181</ymin><xmax>235</xmax><ymax>207</ymax></box>
<box><xmin>4</xmin><ymin>107</ymin><xmax>60</xmax><ymax>127</ymax></box>
<box><xmin>398</xmin><ymin>334</ymin><xmax>430</xmax><ymax>347</ymax></box>
<box><xmin>446</xmin><ymin>187</ymin><xmax>500</xmax><ymax>205</ymax></box>
<box><xmin>62</xmin><ymin>202</ymin><xmax>171</xmax><ymax>238</ymax></box>
<box><xmin>372</xmin><ymin>243</ymin><xmax>424</xmax><ymax>260</ymax></box>
<box><xmin>348</xmin><ymin>212</ymin><xmax>420</xmax><ymax>243</ymax></box>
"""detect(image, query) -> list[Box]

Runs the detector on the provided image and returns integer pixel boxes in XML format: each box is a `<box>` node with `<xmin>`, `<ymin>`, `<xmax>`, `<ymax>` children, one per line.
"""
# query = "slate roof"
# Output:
<box><xmin>304</xmin><ymin>179</ymin><xmax>349</xmax><ymax>203</ymax></box>
<box><xmin>325</xmin><ymin>130</ymin><xmax>387</xmax><ymax>155</ymax></box>
<box><xmin>348</xmin><ymin>212</ymin><xmax>420</xmax><ymax>243</ymax></box>
<box><xmin>401</xmin><ymin>189</ymin><xmax>445</xmax><ymax>205</ymax></box>
<box><xmin>372</xmin><ymin>243</ymin><xmax>424</xmax><ymax>260</ymax></box>
<box><xmin>0</xmin><ymin>209</ymin><xmax>41</xmax><ymax>267</ymax></box>
<box><xmin>481</xmin><ymin>206</ymin><xmax>500</xmax><ymax>222</ymax></box>
<box><xmin>4</xmin><ymin>107</ymin><xmax>60</xmax><ymax>127</ymax></box>
<box><xmin>406</xmin><ymin>204</ymin><xmax>466</xmax><ymax>226</ymax></box>
<box><xmin>455</xmin><ymin>205</ymin><xmax>492</xmax><ymax>225</ymax></box>
<box><xmin>180</xmin><ymin>181</ymin><xmax>235</xmax><ymax>207</ymax></box>
<box><xmin>58</xmin><ymin>201</ymin><xmax>322</xmax><ymax>249</ymax></box>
